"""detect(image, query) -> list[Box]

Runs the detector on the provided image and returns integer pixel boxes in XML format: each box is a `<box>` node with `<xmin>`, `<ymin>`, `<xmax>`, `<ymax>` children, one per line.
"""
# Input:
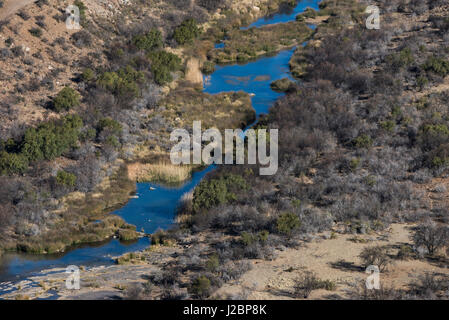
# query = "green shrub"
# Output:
<box><xmin>201</xmin><ymin>61</ymin><xmax>216</xmax><ymax>75</ymax></box>
<box><xmin>422</xmin><ymin>56</ymin><xmax>449</xmax><ymax>76</ymax></box>
<box><xmin>193</xmin><ymin>178</ymin><xmax>227</xmax><ymax>212</ymax></box>
<box><xmin>148</xmin><ymin>50</ymin><xmax>183</xmax><ymax>85</ymax></box>
<box><xmin>350</xmin><ymin>158</ymin><xmax>361</xmax><ymax>170</ymax></box>
<box><xmin>97</xmin><ymin>118</ymin><xmax>122</xmax><ymax>134</ymax></box>
<box><xmin>53</xmin><ymin>87</ymin><xmax>80</xmax><ymax>112</ymax></box>
<box><xmin>97</xmin><ymin>66</ymin><xmax>144</xmax><ymax>98</ymax></box>
<box><xmin>353</xmin><ymin>134</ymin><xmax>373</xmax><ymax>149</ymax></box>
<box><xmin>173</xmin><ymin>19</ymin><xmax>201</xmax><ymax>45</ymax></box>
<box><xmin>81</xmin><ymin>68</ymin><xmax>95</xmax><ymax>82</ymax></box>
<box><xmin>105</xmin><ymin>135</ymin><xmax>120</xmax><ymax>148</ymax></box>
<box><xmin>303</xmin><ymin>8</ymin><xmax>317</xmax><ymax>18</ymax></box>
<box><xmin>241</xmin><ymin>231</ymin><xmax>270</xmax><ymax>246</ymax></box>
<box><xmin>148</xmin><ymin>51</ymin><xmax>181</xmax><ymax>70</ymax></box>
<box><xmin>416</xmin><ymin>75</ymin><xmax>428</xmax><ymax>89</ymax></box>
<box><xmin>29</xmin><ymin>28</ymin><xmax>43</xmax><ymax>38</ymax></box>
<box><xmin>21</xmin><ymin>115</ymin><xmax>83</xmax><ymax>162</ymax></box>
<box><xmin>0</xmin><ymin>151</ymin><xmax>29</xmax><ymax>175</ymax></box>
<box><xmin>56</xmin><ymin>170</ymin><xmax>76</xmax><ymax>187</ymax></box>
<box><xmin>189</xmin><ymin>276</ymin><xmax>211</xmax><ymax>298</ymax></box>
<box><xmin>421</xmin><ymin>124</ymin><xmax>449</xmax><ymax>136</ymax></box>
<box><xmin>380</xmin><ymin>120</ymin><xmax>395</xmax><ymax>132</ymax></box>
<box><xmin>132</xmin><ymin>28</ymin><xmax>163</xmax><ymax>52</ymax></box>
<box><xmin>206</xmin><ymin>254</ymin><xmax>219</xmax><ymax>272</ymax></box>
<box><xmin>296</xmin><ymin>14</ymin><xmax>305</xmax><ymax>22</ymax></box>
<box><xmin>193</xmin><ymin>174</ymin><xmax>248</xmax><ymax>213</ymax></box>
<box><xmin>74</xmin><ymin>0</ymin><xmax>86</xmax><ymax>20</ymax></box>
<box><xmin>276</xmin><ymin>212</ymin><xmax>301</xmax><ymax>236</ymax></box>
<box><xmin>431</xmin><ymin>156</ymin><xmax>449</xmax><ymax>168</ymax></box>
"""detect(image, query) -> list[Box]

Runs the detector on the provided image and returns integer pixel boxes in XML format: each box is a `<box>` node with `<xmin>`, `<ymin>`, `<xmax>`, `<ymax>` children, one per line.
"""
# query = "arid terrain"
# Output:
<box><xmin>1</xmin><ymin>0</ymin><xmax>449</xmax><ymax>301</ymax></box>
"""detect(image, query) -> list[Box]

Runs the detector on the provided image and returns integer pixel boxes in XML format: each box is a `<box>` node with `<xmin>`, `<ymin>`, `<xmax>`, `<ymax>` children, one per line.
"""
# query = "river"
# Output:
<box><xmin>0</xmin><ymin>0</ymin><xmax>320</xmax><ymax>288</ymax></box>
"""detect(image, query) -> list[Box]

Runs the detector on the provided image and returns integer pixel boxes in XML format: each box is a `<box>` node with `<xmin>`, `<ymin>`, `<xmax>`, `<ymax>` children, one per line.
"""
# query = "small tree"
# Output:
<box><xmin>173</xmin><ymin>19</ymin><xmax>201</xmax><ymax>45</ymax></box>
<box><xmin>81</xmin><ymin>68</ymin><xmax>95</xmax><ymax>82</ymax></box>
<box><xmin>359</xmin><ymin>246</ymin><xmax>391</xmax><ymax>272</ymax></box>
<box><xmin>53</xmin><ymin>87</ymin><xmax>80</xmax><ymax>112</ymax></box>
<box><xmin>413</xmin><ymin>221</ymin><xmax>449</xmax><ymax>256</ymax></box>
<box><xmin>0</xmin><ymin>151</ymin><xmax>28</xmax><ymax>175</ymax></box>
<box><xmin>56</xmin><ymin>170</ymin><xmax>76</xmax><ymax>187</ymax></box>
<box><xmin>276</xmin><ymin>212</ymin><xmax>301</xmax><ymax>236</ymax></box>
<box><xmin>132</xmin><ymin>28</ymin><xmax>163</xmax><ymax>52</ymax></box>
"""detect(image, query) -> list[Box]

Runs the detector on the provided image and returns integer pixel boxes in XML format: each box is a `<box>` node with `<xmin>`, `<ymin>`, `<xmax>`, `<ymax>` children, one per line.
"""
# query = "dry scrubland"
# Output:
<box><xmin>2</xmin><ymin>0</ymin><xmax>449</xmax><ymax>301</ymax></box>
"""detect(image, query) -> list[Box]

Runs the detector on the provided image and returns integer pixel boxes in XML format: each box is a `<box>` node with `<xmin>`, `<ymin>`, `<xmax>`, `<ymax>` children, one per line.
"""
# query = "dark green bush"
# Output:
<box><xmin>201</xmin><ymin>61</ymin><xmax>216</xmax><ymax>75</ymax></box>
<box><xmin>81</xmin><ymin>68</ymin><xmax>95</xmax><ymax>82</ymax></box>
<box><xmin>56</xmin><ymin>170</ymin><xmax>76</xmax><ymax>187</ymax></box>
<box><xmin>276</xmin><ymin>212</ymin><xmax>301</xmax><ymax>236</ymax></box>
<box><xmin>132</xmin><ymin>28</ymin><xmax>163</xmax><ymax>52</ymax></box>
<box><xmin>387</xmin><ymin>47</ymin><xmax>414</xmax><ymax>70</ymax></box>
<box><xmin>97</xmin><ymin>66</ymin><xmax>145</xmax><ymax>98</ymax></box>
<box><xmin>189</xmin><ymin>276</ymin><xmax>211</xmax><ymax>298</ymax></box>
<box><xmin>74</xmin><ymin>0</ymin><xmax>86</xmax><ymax>20</ymax></box>
<box><xmin>353</xmin><ymin>134</ymin><xmax>373</xmax><ymax>149</ymax></box>
<box><xmin>193</xmin><ymin>174</ymin><xmax>248</xmax><ymax>213</ymax></box>
<box><xmin>21</xmin><ymin>115</ymin><xmax>83</xmax><ymax>162</ymax></box>
<box><xmin>147</xmin><ymin>51</ymin><xmax>181</xmax><ymax>85</ymax></box>
<box><xmin>53</xmin><ymin>87</ymin><xmax>80</xmax><ymax>112</ymax></box>
<box><xmin>422</xmin><ymin>56</ymin><xmax>449</xmax><ymax>76</ymax></box>
<box><xmin>0</xmin><ymin>151</ymin><xmax>29</xmax><ymax>175</ymax></box>
<box><xmin>173</xmin><ymin>19</ymin><xmax>201</xmax><ymax>45</ymax></box>
<box><xmin>97</xmin><ymin>118</ymin><xmax>122</xmax><ymax>134</ymax></box>
<box><xmin>29</xmin><ymin>27</ymin><xmax>43</xmax><ymax>38</ymax></box>
<box><xmin>205</xmin><ymin>254</ymin><xmax>219</xmax><ymax>272</ymax></box>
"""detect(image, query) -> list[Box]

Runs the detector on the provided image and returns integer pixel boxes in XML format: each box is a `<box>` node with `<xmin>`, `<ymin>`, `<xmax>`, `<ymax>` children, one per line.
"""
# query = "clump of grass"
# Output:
<box><xmin>118</xmin><ymin>229</ymin><xmax>140</xmax><ymax>241</ymax></box>
<box><xmin>134</xmin><ymin>162</ymin><xmax>193</xmax><ymax>185</ymax></box>
<box><xmin>116</xmin><ymin>252</ymin><xmax>146</xmax><ymax>265</ymax></box>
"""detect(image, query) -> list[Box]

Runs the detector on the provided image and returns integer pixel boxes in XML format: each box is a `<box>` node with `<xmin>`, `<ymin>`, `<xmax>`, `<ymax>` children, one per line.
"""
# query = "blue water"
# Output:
<box><xmin>114</xmin><ymin>166</ymin><xmax>215</xmax><ymax>233</ymax></box>
<box><xmin>0</xmin><ymin>0</ymin><xmax>320</xmax><ymax>288</ymax></box>
<box><xmin>242</xmin><ymin>0</ymin><xmax>320</xmax><ymax>29</ymax></box>
<box><xmin>0</xmin><ymin>238</ymin><xmax>150</xmax><ymax>282</ymax></box>
<box><xmin>204</xmin><ymin>48</ymin><xmax>296</xmax><ymax>116</ymax></box>
<box><xmin>0</xmin><ymin>167</ymin><xmax>214</xmax><ymax>282</ymax></box>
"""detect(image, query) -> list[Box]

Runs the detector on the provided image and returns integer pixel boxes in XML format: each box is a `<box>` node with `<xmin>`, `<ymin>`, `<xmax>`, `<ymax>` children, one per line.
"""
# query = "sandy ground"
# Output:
<box><xmin>185</xmin><ymin>58</ymin><xmax>203</xmax><ymax>86</ymax></box>
<box><xmin>214</xmin><ymin>224</ymin><xmax>449</xmax><ymax>299</ymax></box>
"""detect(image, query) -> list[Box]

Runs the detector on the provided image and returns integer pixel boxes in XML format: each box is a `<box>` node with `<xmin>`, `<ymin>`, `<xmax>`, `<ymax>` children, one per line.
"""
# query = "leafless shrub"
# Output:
<box><xmin>359</xmin><ymin>246</ymin><xmax>392</xmax><ymax>272</ymax></box>
<box><xmin>412</xmin><ymin>221</ymin><xmax>449</xmax><ymax>256</ymax></box>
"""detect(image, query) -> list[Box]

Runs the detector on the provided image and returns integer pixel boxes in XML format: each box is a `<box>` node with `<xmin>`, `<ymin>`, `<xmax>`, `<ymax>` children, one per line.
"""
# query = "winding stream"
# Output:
<box><xmin>0</xmin><ymin>0</ymin><xmax>320</xmax><ymax>287</ymax></box>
